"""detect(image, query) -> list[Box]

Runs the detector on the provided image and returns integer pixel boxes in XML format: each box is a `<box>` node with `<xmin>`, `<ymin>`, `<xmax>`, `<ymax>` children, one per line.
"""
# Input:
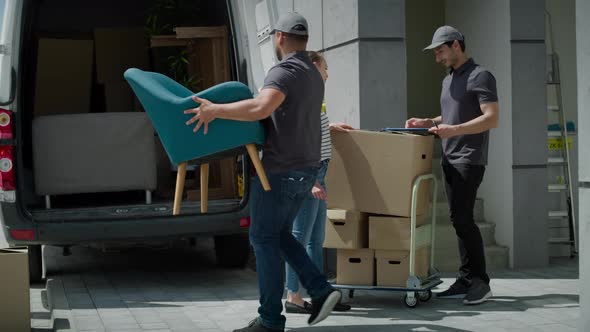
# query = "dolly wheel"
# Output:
<box><xmin>404</xmin><ymin>293</ymin><xmax>418</xmax><ymax>308</ymax></box>
<box><xmin>418</xmin><ymin>290</ymin><xmax>432</xmax><ymax>302</ymax></box>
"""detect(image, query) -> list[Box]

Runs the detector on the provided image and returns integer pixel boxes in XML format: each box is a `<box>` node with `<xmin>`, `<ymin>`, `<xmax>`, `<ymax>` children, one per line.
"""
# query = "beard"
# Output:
<box><xmin>275</xmin><ymin>44</ymin><xmax>282</xmax><ymax>61</ymax></box>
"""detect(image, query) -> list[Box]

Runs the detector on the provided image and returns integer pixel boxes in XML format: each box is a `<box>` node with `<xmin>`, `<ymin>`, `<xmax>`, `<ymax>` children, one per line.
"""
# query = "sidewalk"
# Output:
<box><xmin>32</xmin><ymin>243</ymin><xmax>579</xmax><ymax>332</ymax></box>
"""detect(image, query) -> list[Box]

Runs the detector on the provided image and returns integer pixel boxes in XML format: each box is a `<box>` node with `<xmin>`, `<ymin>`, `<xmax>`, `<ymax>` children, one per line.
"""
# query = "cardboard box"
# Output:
<box><xmin>336</xmin><ymin>249</ymin><xmax>374</xmax><ymax>285</ymax></box>
<box><xmin>368</xmin><ymin>215</ymin><xmax>431</xmax><ymax>251</ymax></box>
<box><xmin>34</xmin><ymin>38</ymin><xmax>93</xmax><ymax>116</ymax></box>
<box><xmin>323</xmin><ymin>209</ymin><xmax>368</xmax><ymax>249</ymax></box>
<box><xmin>0</xmin><ymin>248</ymin><xmax>30</xmax><ymax>332</ymax></box>
<box><xmin>375</xmin><ymin>247</ymin><xmax>430</xmax><ymax>287</ymax></box>
<box><xmin>95</xmin><ymin>28</ymin><xmax>150</xmax><ymax>83</ymax></box>
<box><xmin>104</xmin><ymin>82</ymin><xmax>135</xmax><ymax>112</ymax></box>
<box><xmin>326</xmin><ymin>130</ymin><xmax>433</xmax><ymax>217</ymax></box>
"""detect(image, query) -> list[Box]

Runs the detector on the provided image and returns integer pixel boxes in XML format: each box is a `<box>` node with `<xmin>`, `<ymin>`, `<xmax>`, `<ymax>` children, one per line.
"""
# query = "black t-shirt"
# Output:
<box><xmin>261</xmin><ymin>51</ymin><xmax>324</xmax><ymax>172</ymax></box>
<box><xmin>440</xmin><ymin>58</ymin><xmax>498</xmax><ymax>165</ymax></box>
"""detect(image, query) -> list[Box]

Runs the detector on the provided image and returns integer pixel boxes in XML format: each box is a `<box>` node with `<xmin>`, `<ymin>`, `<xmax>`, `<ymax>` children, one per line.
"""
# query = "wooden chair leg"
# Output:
<box><xmin>200</xmin><ymin>163</ymin><xmax>209</xmax><ymax>213</ymax></box>
<box><xmin>173</xmin><ymin>162</ymin><xmax>187</xmax><ymax>216</ymax></box>
<box><xmin>246</xmin><ymin>144</ymin><xmax>271</xmax><ymax>191</ymax></box>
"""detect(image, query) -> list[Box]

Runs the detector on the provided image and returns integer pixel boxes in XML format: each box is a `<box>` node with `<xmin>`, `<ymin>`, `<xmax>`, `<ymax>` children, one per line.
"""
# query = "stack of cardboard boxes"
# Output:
<box><xmin>324</xmin><ymin>130</ymin><xmax>434</xmax><ymax>287</ymax></box>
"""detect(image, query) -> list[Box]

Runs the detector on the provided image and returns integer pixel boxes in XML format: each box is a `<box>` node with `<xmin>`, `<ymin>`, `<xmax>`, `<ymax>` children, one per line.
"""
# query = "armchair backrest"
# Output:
<box><xmin>124</xmin><ymin>68</ymin><xmax>265</xmax><ymax>164</ymax></box>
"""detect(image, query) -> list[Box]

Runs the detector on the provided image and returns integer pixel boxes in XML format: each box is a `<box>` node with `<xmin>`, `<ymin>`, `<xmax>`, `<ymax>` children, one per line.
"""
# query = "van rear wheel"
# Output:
<box><xmin>214</xmin><ymin>234</ymin><xmax>250</xmax><ymax>268</ymax></box>
<box><xmin>28</xmin><ymin>245</ymin><xmax>44</xmax><ymax>283</ymax></box>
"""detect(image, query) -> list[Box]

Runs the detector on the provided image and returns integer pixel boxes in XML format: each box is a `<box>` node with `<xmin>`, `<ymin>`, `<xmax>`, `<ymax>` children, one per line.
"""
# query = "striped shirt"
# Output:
<box><xmin>320</xmin><ymin>106</ymin><xmax>331</xmax><ymax>161</ymax></box>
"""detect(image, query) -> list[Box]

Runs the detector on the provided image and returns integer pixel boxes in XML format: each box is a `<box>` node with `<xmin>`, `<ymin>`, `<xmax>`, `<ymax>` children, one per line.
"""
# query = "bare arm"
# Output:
<box><xmin>184</xmin><ymin>88</ymin><xmax>285</xmax><ymax>134</ymax></box>
<box><xmin>429</xmin><ymin>102</ymin><xmax>499</xmax><ymax>138</ymax></box>
<box><xmin>406</xmin><ymin>115</ymin><xmax>441</xmax><ymax>128</ymax></box>
<box><xmin>213</xmin><ymin>88</ymin><xmax>285</xmax><ymax>121</ymax></box>
<box><xmin>329</xmin><ymin>122</ymin><xmax>355</xmax><ymax>132</ymax></box>
<box><xmin>455</xmin><ymin>102</ymin><xmax>499</xmax><ymax>135</ymax></box>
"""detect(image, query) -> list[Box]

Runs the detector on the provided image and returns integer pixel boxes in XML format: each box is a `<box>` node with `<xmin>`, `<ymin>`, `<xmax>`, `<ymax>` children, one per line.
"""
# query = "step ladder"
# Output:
<box><xmin>545</xmin><ymin>11</ymin><xmax>577</xmax><ymax>257</ymax></box>
<box><xmin>545</xmin><ymin>43</ymin><xmax>577</xmax><ymax>257</ymax></box>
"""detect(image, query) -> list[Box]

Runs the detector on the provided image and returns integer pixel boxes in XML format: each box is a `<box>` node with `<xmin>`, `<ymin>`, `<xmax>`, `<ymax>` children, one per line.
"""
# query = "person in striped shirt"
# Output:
<box><xmin>284</xmin><ymin>51</ymin><xmax>354</xmax><ymax>314</ymax></box>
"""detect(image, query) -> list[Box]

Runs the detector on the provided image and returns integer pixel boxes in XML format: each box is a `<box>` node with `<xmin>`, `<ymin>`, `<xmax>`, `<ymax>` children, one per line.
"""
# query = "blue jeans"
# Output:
<box><xmin>249</xmin><ymin>167</ymin><xmax>334</xmax><ymax>330</ymax></box>
<box><xmin>285</xmin><ymin>160</ymin><xmax>329</xmax><ymax>293</ymax></box>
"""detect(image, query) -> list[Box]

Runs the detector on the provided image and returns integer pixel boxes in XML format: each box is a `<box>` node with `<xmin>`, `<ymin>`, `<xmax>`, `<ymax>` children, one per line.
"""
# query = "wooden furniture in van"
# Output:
<box><xmin>150</xmin><ymin>26</ymin><xmax>240</xmax><ymax>204</ymax></box>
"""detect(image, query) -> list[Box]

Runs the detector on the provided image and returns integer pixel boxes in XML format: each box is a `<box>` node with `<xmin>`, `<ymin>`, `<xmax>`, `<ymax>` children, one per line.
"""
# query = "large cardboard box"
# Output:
<box><xmin>336</xmin><ymin>249</ymin><xmax>374</xmax><ymax>285</ymax></box>
<box><xmin>326</xmin><ymin>130</ymin><xmax>433</xmax><ymax>217</ymax></box>
<box><xmin>368</xmin><ymin>215</ymin><xmax>431</xmax><ymax>251</ymax></box>
<box><xmin>375</xmin><ymin>247</ymin><xmax>430</xmax><ymax>287</ymax></box>
<box><xmin>95</xmin><ymin>28</ymin><xmax>150</xmax><ymax>83</ymax></box>
<box><xmin>34</xmin><ymin>38</ymin><xmax>93</xmax><ymax>116</ymax></box>
<box><xmin>0</xmin><ymin>248</ymin><xmax>30</xmax><ymax>332</ymax></box>
<box><xmin>323</xmin><ymin>209</ymin><xmax>368</xmax><ymax>249</ymax></box>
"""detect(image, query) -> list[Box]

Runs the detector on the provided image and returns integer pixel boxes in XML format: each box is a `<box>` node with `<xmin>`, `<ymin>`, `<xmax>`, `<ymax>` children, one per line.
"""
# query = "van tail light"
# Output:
<box><xmin>0</xmin><ymin>110</ymin><xmax>12</xmax><ymax>139</ymax></box>
<box><xmin>10</xmin><ymin>229</ymin><xmax>36</xmax><ymax>241</ymax></box>
<box><xmin>0</xmin><ymin>109</ymin><xmax>14</xmax><ymax>190</ymax></box>
<box><xmin>239</xmin><ymin>216</ymin><xmax>251</xmax><ymax>227</ymax></box>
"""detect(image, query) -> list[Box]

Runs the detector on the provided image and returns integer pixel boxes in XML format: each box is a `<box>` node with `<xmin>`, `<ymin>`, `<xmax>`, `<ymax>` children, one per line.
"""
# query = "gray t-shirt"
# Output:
<box><xmin>440</xmin><ymin>58</ymin><xmax>498</xmax><ymax>165</ymax></box>
<box><xmin>261</xmin><ymin>51</ymin><xmax>324</xmax><ymax>172</ymax></box>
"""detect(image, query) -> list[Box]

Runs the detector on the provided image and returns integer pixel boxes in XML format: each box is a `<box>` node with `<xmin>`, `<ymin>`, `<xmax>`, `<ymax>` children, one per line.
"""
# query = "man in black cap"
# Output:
<box><xmin>184</xmin><ymin>12</ymin><xmax>341</xmax><ymax>332</ymax></box>
<box><xmin>406</xmin><ymin>25</ymin><xmax>499</xmax><ymax>305</ymax></box>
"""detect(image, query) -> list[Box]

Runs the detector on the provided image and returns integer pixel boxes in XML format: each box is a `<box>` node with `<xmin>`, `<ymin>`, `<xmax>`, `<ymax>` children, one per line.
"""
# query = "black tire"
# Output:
<box><xmin>418</xmin><ymin>290</ymin><xmax>432</xmax><ymax>302</ymax></box>
<box><xmin>214</xmin><ymin>233</ymin><xmax>250</xmax><ymax>268</ymax></box>
<box><xmin>28</xmin><ymin>245</ymin><xmax>44</xmax><ymax>284</ymax></box>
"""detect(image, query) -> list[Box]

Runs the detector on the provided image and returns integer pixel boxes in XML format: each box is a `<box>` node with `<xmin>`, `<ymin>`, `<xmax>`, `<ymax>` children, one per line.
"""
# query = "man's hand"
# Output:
<box><xmin>428</xmin><ymin>124</ymin><xmax>459</xmax><ymax>138</ymax></box>
<box><xmin>329</xmin><ymin>122</ymin><xmax>354</xmax><ymax>132</ymax></box>
<box><xmin>184</xmin><ymin>96</ymin><xmax>218</xmax><ymax>134</ymax></box>
<box><xmin>311</xmin><ymin>181</ymin><xmax>327</xmax><ymax>201</ymax></box>
<box><xmin>405</xmin><ymin>118</ymin><xmax>433</xmax><ymax>128</ymax></box>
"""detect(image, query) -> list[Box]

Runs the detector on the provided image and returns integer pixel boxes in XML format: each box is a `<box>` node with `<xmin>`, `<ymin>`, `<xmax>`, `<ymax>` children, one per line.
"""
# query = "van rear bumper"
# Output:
<box><xmin>1</xmin><ymin>202</ymin><xmax>250</xmax><ymax>246</ymax></box>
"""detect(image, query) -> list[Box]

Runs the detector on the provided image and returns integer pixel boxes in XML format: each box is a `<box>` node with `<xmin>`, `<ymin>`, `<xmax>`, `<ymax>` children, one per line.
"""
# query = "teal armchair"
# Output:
<box><xmin>124</xmin><ymin>68</ymin><xmax>270</xmax><ymax>215</ymax></box>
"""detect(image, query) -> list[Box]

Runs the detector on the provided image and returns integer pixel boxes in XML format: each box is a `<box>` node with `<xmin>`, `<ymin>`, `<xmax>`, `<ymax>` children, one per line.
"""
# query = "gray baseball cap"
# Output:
<box><xmin>271</xmin><ymin>12</ymin><xmax>309</xmax><ymax>36</ymax></box>
<box><xmin>423</xmin><ymin>25</ymin><xmax>464</xmax><ymax>51</ymax></box>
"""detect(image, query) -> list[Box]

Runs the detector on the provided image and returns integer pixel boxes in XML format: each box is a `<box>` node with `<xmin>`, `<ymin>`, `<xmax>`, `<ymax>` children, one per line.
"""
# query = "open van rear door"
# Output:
<box><xmin>228</xmin><ymin>0</ymin><xmax>279</xmax><ymax>93</ymax></box>
<box><xmin>0</xmin><ymin>0</ymin><xmax>22</xmax><ymax>107</ymax></box>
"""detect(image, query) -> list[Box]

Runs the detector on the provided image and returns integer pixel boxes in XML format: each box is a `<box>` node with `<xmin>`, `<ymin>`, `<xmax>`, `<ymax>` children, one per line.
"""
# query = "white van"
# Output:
<box><xmin>0</xmin><ymin>0</ymin><xmax>279</xmax><ymax>282</ymax></box>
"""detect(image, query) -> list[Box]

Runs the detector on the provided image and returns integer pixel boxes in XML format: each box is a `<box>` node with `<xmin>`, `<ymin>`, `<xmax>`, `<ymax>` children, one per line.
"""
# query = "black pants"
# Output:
<box><xmin>442</xmin><ymin>163</ymin><xmax>489</xmax><ymax>284</ymax></box>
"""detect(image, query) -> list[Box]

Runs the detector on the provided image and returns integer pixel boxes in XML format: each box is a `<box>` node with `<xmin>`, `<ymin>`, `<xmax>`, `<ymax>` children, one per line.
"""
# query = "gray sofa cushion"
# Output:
<box><xmin>33</xmin><ymin>112</ymin><xmax>157</xmax><ymax>196</ymax></box>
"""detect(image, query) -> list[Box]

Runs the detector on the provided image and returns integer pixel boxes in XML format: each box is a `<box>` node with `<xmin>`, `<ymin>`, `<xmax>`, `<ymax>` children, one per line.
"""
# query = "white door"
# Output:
<box><xmin>0</xmin><ymin>0</ymin><xmax>23</xmax><ymax>107</ymax></box>
<box><xmin>229</xmin><ymin>0</ymin><xmax>279</xmax><ymax>93</ymax></box>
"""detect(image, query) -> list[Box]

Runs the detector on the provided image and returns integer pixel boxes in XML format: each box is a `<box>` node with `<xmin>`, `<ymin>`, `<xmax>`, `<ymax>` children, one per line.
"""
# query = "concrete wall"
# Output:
<box><xmin>510</xmin><ymin>0</ymin><xmax>549</xmax><ymax>268</ymax></box>
<box><xmin>405</xmin><ymin>0</ymin><xmax>446</xmax><ymax>121</ymax></box>
<box><xmin>277</xmin><ymin>0</ymin><xmax>407</xmax><ymax>129</ymax></box>
<box><xmin>576</xmin><ymin>0</ymin><xmax>590</xmax><ymax>329</ymax></box>
<box><xmin>445</xmin><ymin>0</ymin><xmax>515</xmax><ymax>266</ymax></box>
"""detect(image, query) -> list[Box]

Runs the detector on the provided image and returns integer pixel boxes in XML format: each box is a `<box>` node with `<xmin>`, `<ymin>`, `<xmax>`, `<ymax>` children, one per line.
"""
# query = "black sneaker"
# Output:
<box><xmin>463</xmin><ymin>278</ymin><xmax>492</xmax><ymax>305</ymax></box>
<box><xmin>233</xmin><ymin>318</ymin><xmax>284</xmax><ymax>332</ymax></box>
<box><xmin>436</xmin><ymin>278</ymin><xmax>470</xmax><ymax>299</ymax></box>
<box><xmin>285</xmin><ymin>301</ymin><xmax>313</xmax><ymax>314</ymax></box>
<box><xmin>308</xmin><ymin>289</ymin><xmax>341</xmax><ymax>326</ymax></box>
